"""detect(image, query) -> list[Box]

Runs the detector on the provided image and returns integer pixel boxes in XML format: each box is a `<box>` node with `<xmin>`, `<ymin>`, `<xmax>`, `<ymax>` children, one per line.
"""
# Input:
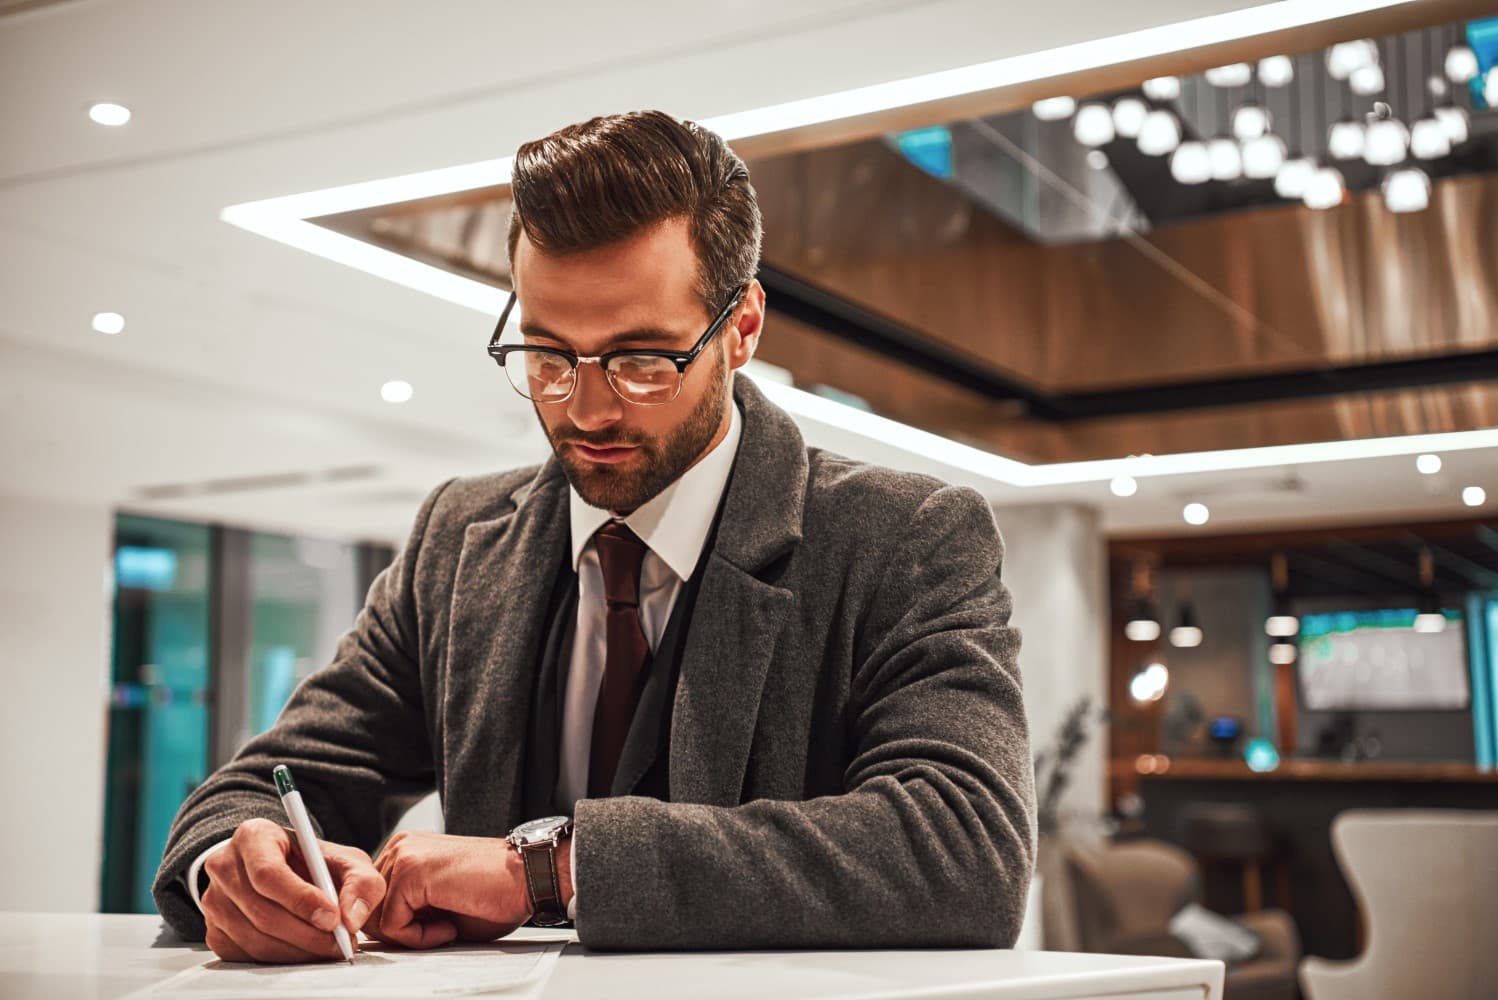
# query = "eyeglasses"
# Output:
<box><xmin>487</xmin><ymin>285</ymin><xmax>747</xmax><ymax>406</ymax></box>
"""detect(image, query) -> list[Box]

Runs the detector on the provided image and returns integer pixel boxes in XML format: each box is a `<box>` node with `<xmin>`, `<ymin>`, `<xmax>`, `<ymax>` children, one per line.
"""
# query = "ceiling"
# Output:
<box><xmin>2</xmin><ymin>0</ymin><xmax>1494</xmax><ymax>547</ymax></box>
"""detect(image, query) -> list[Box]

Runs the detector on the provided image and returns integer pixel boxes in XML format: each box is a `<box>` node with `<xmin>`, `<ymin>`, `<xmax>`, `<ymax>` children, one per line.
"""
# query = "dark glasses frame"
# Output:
<box><xmin>486</xmin><ymin>284</ymin><xmax>748</xmax><ymax>405</ymax></box>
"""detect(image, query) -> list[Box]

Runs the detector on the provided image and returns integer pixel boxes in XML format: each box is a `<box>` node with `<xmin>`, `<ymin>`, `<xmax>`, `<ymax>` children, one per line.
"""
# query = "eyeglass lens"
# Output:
<box><xmin>503</xmin><ymin>351</ymin><xmax>682</xmax><ymax>405</ymax></box>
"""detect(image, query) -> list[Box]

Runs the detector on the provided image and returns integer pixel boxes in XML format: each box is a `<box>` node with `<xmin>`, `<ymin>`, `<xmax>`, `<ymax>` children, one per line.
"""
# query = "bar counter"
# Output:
<box><xmin>1122</xmin><ymin>757</ymin><xmax>1498</xmax><ymax>958</ymax></box>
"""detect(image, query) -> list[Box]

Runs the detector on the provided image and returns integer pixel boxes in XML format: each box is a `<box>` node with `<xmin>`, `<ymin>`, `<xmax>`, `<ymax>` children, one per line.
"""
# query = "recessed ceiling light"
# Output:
<box><xmin>88</xmin><ymin>103</ymin><xmax>131</xmax><ymax>127</ymax></box>
<box><xmin>1111</xmin><ymin>475</ymin><xmax>1138</xmax><ymax>497</ymax></box>
<box><xmin>381</xmin><ymin>380</ymin><xmax>413</xmax><ymax>403</ymax></box>
<box><xmin>1183</xmin><ymin>502</ymin><xmax>1210</xmax><ymax>525</ymax></box>
<box><xmin>92</xmin><ymin>312</ymin><xmax>125</xmax><ymax>335</ymax></box>
<box><xmin>1463</xmin><ymin>486</ymin><xmax>1487</xmax><ymax>507</ymax></box>
<box><xmin>1416</xmin><ymin>453</ymin><xmax>1441</xmax><ymax>474</ymax></box>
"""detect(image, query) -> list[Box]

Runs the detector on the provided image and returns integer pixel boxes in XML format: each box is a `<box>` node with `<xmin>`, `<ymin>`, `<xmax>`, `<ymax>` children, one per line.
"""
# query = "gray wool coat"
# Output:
<box><xmin>153</xmin><ymin>375</ymin><xmax>1036</xmax><ymax>951</ymax></box>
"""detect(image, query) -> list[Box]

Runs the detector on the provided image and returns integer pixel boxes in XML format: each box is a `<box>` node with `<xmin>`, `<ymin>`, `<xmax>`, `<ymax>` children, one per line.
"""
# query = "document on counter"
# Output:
<box><xmin>125</xmin><ymin>939</ymin><xmax>567</xmax><ymax>1000</ymax></box>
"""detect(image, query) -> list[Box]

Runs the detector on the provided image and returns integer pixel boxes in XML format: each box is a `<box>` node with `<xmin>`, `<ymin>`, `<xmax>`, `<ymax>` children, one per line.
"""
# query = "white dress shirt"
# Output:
<box><xmin>557</xmin><ymin>399</ymin><xmax>742</xmax><ymax>814</ymax></box>
<box><xmin>187</xmin><ymin>401</ymin><xmax>743</xmax><ymax>926</ymax></box>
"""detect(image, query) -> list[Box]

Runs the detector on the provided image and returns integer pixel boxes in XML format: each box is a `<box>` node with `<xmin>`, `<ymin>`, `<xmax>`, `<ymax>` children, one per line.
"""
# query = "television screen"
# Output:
<box><xmin>1298</xmin><ymin>608</ymin><xmax>1469</xmax><ymax>711</ymax></box>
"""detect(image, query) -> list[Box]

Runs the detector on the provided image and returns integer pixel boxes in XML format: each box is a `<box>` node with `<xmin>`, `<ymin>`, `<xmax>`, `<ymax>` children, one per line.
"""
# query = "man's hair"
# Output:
<box><xmin>506</xmin><ymin>110</ymin><xmax>762</xmax><ymax>315</ymax></box>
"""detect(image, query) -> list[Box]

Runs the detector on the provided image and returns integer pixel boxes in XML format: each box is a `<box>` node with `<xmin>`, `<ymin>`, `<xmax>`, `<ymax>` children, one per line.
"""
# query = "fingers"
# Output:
<box><xmin>200</xmin><ymin>818</ymin><xmax>364</xmax><ymax>965</ymax></box>
<box><xmin>233</xmin><ymin>820</ymin><xmax>341</xmax><ymax>932</ymax></box>
<box><xmin>202</xmin><ymin>884</ymin><xmax>343</xmax><ymax>964</ymax></box>
<box><xmin>325</xmin><ymin>842</ymin><xmax>386</xmax><ymax>936</ymax></box>
<box><xmin>367</xmin><ymin>850</ymin><xmax>456</xmax><ymax>950</ymax></box>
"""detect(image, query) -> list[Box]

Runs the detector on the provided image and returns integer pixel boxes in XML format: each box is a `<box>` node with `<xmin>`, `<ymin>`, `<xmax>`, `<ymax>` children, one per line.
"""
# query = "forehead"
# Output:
<box><xmin>511</xmin><ymin>218</ymin><xmax>706</xmax><ymax>340</ymax></box>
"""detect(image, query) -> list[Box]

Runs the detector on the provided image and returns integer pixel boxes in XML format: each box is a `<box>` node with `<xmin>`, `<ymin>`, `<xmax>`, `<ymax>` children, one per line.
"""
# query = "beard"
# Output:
<box><xmin>541</xmin><ymin>355</ymin><xmax>730</xmax><ymax>514</ymax></box>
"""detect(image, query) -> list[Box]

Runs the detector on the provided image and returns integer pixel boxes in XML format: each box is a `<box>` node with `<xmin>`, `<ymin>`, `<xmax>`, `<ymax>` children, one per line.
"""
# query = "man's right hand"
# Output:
<box><xmin>200</xmin><ymin>818</ymin><xmax>386</xmax><ymax>964</ymax></box>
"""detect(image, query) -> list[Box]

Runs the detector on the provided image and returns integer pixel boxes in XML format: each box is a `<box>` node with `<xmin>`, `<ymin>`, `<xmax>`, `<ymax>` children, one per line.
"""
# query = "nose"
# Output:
<box><xmin>565</xmin><ymin>359</ymin><xmax>623</xmax><ymax>433</ymax></box>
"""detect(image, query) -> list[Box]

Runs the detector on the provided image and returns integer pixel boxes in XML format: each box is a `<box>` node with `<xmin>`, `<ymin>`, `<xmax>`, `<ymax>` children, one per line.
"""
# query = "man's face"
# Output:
<box><xmin>511</xmin><ymin>218</ymin><xmax>764</xmax><ymax>513</ymax></box>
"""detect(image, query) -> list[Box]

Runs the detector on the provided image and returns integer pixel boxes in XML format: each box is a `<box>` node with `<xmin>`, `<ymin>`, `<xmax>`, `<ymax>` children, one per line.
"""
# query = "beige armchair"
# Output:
<box><xmin>1299</xmin><ymin>810</ymin><xmax>1498</xmax><ymax>1000</ymax></box>
<box><xmin>1066</xmin><ymin>839</ymin><xmax>1299</xmax><ymax>1000</ymax></box>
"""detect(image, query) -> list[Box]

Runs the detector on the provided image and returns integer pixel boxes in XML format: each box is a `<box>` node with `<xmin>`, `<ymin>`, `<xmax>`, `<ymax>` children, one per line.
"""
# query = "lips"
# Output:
<box><xmin>569</xmin><ymin>442</ymin><xmax>639</xmax><ymax>464</ymax></box>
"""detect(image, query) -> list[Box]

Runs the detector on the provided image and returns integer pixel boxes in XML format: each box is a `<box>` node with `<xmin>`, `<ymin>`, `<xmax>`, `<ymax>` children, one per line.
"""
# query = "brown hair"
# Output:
<box><xmin>506</xmin><ymin>110</ymin><xmax>762</xmax><ymax>315</ymax></box>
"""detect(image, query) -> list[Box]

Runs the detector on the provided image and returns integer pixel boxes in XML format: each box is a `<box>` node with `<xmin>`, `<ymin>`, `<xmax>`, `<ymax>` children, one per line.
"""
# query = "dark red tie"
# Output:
<box><xmin>588</xmin><ymin>521</ymin><xmax>653</xmax><ymax>798</ymax></box>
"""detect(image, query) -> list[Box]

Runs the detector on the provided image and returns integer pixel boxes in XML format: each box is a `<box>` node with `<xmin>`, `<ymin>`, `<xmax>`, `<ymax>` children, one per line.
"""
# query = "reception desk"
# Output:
<box><xmin>1131</xmin><ymin>759</ymin><xmax>1498</xmax><ymax>958</ymax></box>
<box><xmin>2</xmin><ymin>912</ymin><xmax>1225</xmax><ymax>1000</ymax></box>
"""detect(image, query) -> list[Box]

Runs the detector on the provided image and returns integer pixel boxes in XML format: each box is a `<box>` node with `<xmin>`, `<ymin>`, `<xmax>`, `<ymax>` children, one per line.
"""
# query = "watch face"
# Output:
<box><xmin>512</xmin><ymin>815</ymin><xmax>570</xmax><ymax>845</ymax></box>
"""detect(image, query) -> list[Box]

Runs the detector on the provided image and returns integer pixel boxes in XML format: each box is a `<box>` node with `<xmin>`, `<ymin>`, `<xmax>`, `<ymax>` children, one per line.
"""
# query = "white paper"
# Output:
<box><xmin>127</xmin><ymin>940</ymin><xmax>566</xmax><ymax>999</ymax></box>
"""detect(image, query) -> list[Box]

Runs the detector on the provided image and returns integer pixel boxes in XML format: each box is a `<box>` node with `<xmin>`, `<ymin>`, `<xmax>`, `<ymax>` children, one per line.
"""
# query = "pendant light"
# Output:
<box><xmin>1433</xmin><ymin>27</ymin><xmax>1471</xmax><ymax>145</ymax></box>
<box><xmin>1444</xmin><ymin>41</ymin><xmax>1479</xmax><ymax>84</ymax></box>
<box><xmin>1032</xmin><ymin>96</ymin><xmax>1076</xmax><ymax>121</ymax></box>
<box><xmin>1364</xmin><ymin>116</ymin><xmax>1409</xmax><ymax>166</ymax></box>
<box><xmin>1125</xmin><ymin>558</ymin><xmax>1162</xmax><ymax>642</ymax></box>
<box><xmin>1433</xmin><ymin>105</ymin><xmax>1469</xmax><ymax>144</ymax></box>
<box><xmin>1205</xmin><ymin>63</ymin><xmax>1252</xmax><ymax>88</ymax></box>
<box><xmin>1409</xmin><ymin>114</ymin><xmax>1450</xmax><ymax>159</ymax></box>
<box><xmin>1276</xmin><ymin>156</ymin><xmax>1316</xmax><ymax>198</ymax></box>
<box><xmin>1073</xmin><ymin>102</ymin><xmax>1115</xmax><ymax>146</ymax></box>
<box><xmin>1231</xmin><ymin>101</ymin><xmax>1272</xmax><ymax>140</ymax></box>
<box><xmin>1364</xmin><ymin>39</ymin><xmax>1409</xmax><ymax>167</ymax></box>
<box><xmin>1258</xmin><ymin>55</ymin><xmax>1295</xmax><ymax>88</ymax></box>
<box><xmin>1414</xmin><ymin>547</ymin><xmax>1446</xmax><ymax>633</ymax></box>
<box><xmin>1275</xmin><ymin>57</ymin><xmax>1315</xmax><ymax>199</ymax></box>
<box><xmin>1137</xmin><ymin>109</ymin><xmax>1182</xmax><ymax>155</ymax></box>
<box><xmin>1171</xmin><ymin>141</ymin><xmax>1212</xmax><ymax>184</ymax></box>
<box><xmin>1243</xmin><ymin>133</ymin><xmax>1287</xmax><ymax>179</ymax></box>
<box><xmin>1143</xmin><ymin>76</ymin><xmax>1181</xmax><ymax>101</ymax></box>
<box><xmin>1303</xmin><ymin>166</ymin><xmax>1346</xmax><ymax>209</ymax></box>
<box><xmin>1328</xmin><ymin>117</ymin><xmax>1366</xmax><ymax>158</ymax></box>
<box><xmin>1206</xmin><ymin>85</ymin><xmax>1241</xmax><ymax>181</ymax></box>
<box><xmin>1169</xmin><ymin>602</ymin><xmax>1204</xmax><ymax>648</ymax></box>
<box><xmin>1383</xmin><ymin>166</ymin><xmax>1432</xmax><ymax>213</ymax></box>
<box><xmin>1326</xmin><ymin>39</ymin><xmax>1376</xmax><ymax>81</ymax></box>
<box><xmin>1112</xmin><ymin>96</ymin><xmax>1149</xmax><ymax>138</ymax></box>
<box><xmin>1266</xmin><ymin>552</ymin><xmax>1299</xmax><ymax>664</ymax></box>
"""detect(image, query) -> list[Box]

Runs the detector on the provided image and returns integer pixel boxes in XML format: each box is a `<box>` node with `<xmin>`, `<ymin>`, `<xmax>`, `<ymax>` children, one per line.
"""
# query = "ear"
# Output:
<box><xmin>723</xmin><ymin>280</ymin><xmax>766</xmax><ymax>373</ymax></box>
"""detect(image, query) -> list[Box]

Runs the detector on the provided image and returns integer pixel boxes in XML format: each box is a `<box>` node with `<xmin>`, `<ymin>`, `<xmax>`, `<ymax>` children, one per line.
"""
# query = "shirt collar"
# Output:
<box><xmin>568</xmin><ymin>400</ymin><xmax>743</xmax><ymax>580</ymax></box>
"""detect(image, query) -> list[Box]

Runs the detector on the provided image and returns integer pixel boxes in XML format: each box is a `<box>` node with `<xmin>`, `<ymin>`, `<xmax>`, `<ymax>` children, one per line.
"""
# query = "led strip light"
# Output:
<box><xmin>224</xmin><ymin>0</ymin><xmax>1498</xmax><ymax>489</ymax></box>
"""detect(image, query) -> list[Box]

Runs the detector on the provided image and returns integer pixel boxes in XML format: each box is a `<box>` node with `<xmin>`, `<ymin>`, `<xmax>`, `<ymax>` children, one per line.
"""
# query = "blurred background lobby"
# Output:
<box><xmin>2</xmin><ymin>1</ymin><xmax>1497</xmax><ymax>998</ymax></box>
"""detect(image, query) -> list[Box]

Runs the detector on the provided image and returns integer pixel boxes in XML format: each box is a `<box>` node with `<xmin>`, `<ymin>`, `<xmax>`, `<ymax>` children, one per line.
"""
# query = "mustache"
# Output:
<box><xmin>552</xmin><ymin>430</ymin><xmax>646</xmax><ymax>449</ymax></box>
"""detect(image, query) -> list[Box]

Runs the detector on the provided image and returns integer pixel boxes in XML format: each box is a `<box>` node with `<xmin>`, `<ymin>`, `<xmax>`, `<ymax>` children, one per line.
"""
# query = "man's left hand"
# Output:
<box><xmin>365</xmin><ymin>831</ymin><xmax>542</xmax><ymax>948</ymax></box>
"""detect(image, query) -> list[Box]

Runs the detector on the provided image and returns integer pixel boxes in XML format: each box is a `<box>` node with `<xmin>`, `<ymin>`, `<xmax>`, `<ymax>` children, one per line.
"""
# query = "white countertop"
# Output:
<box><xmin>0</xmin><ymin>912</ymin><xmax>1224</xmax><ymax>1000</ymax></box>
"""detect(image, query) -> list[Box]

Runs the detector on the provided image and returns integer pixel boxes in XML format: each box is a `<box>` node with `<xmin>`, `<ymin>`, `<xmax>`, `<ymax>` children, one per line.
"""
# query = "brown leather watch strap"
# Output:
<box><xmin>518</xmin><ymin>839</ymin><xmax>567</xmax><ymax>925</ymax></box>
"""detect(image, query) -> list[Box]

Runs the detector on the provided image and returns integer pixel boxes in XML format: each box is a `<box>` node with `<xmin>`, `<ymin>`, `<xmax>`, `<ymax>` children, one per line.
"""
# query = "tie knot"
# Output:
<box><xmin>594</xmin><ymin>521</ymin><xmax>649</xmax><ymax>607</ymax></box>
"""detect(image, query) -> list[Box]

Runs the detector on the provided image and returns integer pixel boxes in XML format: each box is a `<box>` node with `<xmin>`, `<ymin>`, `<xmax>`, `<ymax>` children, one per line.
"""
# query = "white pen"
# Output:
<box><xmin>273</xmin><ymin>765</ymin><xmax>355</xmax><ymax>963</ymax></box>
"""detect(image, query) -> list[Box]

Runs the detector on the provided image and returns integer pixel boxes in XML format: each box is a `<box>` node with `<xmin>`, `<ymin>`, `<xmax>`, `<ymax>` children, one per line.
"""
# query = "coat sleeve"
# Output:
<box><xmin>150</xmin><ymin>478</ymin><xmax>454</xmax><ymax>940</ymax></box>
<box><xmin>572</xmin><ymin>485</ymin><xmax>1036</xmax><ymax>949</ymax></box>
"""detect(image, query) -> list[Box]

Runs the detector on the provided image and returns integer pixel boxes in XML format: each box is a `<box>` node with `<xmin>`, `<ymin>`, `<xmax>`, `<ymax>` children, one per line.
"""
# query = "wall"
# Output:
<box><xmin>1151</xmin><ymin>568</ymin><xmax>1273</xmax><ymax>750</ymax></box>
<box><xmin>991</xmin><ymin>502</ymin><xmax>1109</xmax><ymax>824</ymax></box>
<box><xmin>0</xmin><ymin>494</ymin><xmax>112</xmax><ymax>911</ymax></box>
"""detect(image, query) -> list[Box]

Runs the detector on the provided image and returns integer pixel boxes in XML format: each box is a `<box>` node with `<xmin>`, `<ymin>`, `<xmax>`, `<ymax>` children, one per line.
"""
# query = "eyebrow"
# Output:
<box><xmin>519</xmin><ymin>323</ymin><xmax>685</xmax><ymax>351</ymax></box>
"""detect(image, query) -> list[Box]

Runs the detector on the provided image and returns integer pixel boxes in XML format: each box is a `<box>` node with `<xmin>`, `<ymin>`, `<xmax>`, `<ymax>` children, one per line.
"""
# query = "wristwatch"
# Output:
<box><xmin>507</xmin><ymin>815</ymin><xmax>574</xmax><ymax>927</ymax></box>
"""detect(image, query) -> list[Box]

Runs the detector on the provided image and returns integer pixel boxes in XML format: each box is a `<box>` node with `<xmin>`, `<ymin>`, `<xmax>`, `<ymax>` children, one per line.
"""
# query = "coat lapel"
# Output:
<box><xmin>669</xmin><ymin>377</ymin><xmax>807</xmax><ymax>806</ymax></box>
<box><xmin>442</xmin><ymin>460</ymin><xmax>570</xmax><ymax>836</ymax></box>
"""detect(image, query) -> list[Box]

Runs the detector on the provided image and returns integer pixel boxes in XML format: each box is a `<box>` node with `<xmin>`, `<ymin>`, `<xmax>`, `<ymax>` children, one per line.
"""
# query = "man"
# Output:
<box><xmin>153</xmin><ymin>110</ymin><xmax>1035</xmax><ymax>961</ymax></box>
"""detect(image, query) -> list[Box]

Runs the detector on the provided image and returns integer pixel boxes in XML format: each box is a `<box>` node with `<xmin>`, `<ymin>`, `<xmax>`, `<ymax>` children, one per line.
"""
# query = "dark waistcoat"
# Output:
<box><xmin>519</xmin><ymin>506</ymin><xmax>722</xmax><ymax>819</ymax></box>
